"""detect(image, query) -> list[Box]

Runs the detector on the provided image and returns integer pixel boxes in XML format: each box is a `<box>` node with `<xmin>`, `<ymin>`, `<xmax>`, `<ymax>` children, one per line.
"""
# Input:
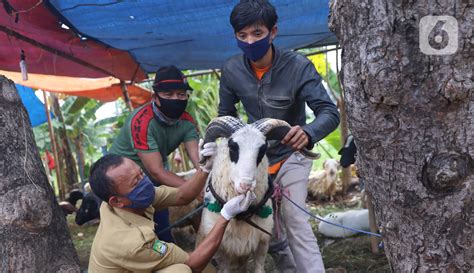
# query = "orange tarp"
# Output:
<box><xmin>1</xmin><ymin>70</ymin><xmax>151</xmax><ymax>106</ymax></box>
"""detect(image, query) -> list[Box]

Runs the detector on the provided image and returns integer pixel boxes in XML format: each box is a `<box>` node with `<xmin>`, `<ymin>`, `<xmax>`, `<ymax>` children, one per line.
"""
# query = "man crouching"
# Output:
<box><xmin>88</xmin><ymin>148</ymin><xmax>255</xmax><ymax>273</ymax></box>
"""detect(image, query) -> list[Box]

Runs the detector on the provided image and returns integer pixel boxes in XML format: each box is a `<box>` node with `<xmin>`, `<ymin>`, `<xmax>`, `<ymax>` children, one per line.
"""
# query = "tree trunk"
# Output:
<box><xmin>330</xmin><ymin>1</ymin><xmax>472</xmax><ymax>271</ymax></box>
<box><xmin>51</xmin><ymin>94</ymin><xmax>79</xmax><ymax>193</ymax></box>
<box><xmin>0</xmin><ymin>76</ymin><xmax>80</xmax><ymax>271</ymax></box>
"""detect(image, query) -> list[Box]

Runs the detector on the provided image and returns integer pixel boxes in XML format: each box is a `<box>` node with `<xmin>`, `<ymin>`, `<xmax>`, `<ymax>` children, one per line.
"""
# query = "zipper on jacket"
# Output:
<box><xmin>257</xmin><ymin>79</ymin><xmax>264</xmax><ymax>118</ymax></box>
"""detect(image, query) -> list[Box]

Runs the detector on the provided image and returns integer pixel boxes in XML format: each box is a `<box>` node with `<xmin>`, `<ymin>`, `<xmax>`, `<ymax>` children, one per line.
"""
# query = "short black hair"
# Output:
<box><xmin>89</xmin><ymin>154</ymin><xmax>124</xmax><ymax>202</ymax></box>
<box><xmin>230</xmin><ymin>0</ymin><xmax>278</xmax><ymax>33</ymax></box>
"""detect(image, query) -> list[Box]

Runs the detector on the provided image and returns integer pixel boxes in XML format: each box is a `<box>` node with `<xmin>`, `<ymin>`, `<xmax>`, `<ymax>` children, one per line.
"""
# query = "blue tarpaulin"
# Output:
<box><xmin>16</xmin><ymin>84</ymin><xmax>51</xmax><ymax>127</ymax></box>
<box><xmin>48</xmin><ymin>0</ymin><xmax>337</xmax><ymax>72</ymax></box>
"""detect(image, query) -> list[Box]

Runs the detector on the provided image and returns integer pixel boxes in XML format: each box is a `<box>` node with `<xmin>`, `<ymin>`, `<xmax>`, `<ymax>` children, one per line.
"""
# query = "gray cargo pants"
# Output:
<box><xmin>269</xmin><ymin>152</ymin><xmax>325</xmax><ymax>273</ymax></box>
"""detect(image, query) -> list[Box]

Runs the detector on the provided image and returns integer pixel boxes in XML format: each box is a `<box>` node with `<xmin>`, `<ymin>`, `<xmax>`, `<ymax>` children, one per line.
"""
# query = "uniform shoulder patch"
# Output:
<box><xmin>152</xmin><ymin>239</ymin><xmax>168</xmax><ymax>256</ymax></box>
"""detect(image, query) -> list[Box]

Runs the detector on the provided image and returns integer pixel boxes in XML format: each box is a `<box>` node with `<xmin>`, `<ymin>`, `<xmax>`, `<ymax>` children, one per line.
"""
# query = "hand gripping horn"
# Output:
<box><xmin>251</xmin><ymin>118</ymin><xmax>320</xmax><ymax>160</ymax></box>
<box><xmin>199</xmin><ymin>116</ymin><xmax>246</xmax><ymax>165</ymax></box>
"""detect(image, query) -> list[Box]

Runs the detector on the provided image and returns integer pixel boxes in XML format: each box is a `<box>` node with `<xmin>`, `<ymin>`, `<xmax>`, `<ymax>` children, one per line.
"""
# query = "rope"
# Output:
<box><xmin>271</xmin><ymin>184</ymin><xmax>289</xmax><ymax>239</ymax></box>
<box><xmin>281</xmin><ymin>192</ymin><xmax>382</xmax><ymax>238</ymax></box>
<box><xmin>156</xmin><ymin>202</ymin><xmax>206</xmax><ymax>236</ymax></box>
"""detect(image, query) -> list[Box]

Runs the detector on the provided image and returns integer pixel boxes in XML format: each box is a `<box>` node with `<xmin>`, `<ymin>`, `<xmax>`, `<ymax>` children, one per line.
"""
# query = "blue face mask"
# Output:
<box><xmin>124</xmin><ymin>176</ymin><xmax>155</xmax><ymax>209</ymax></box>
<box><xmin>237</xmin><ymin>33</ymin><xmax>271</xmax><ymax>62</ymax></box>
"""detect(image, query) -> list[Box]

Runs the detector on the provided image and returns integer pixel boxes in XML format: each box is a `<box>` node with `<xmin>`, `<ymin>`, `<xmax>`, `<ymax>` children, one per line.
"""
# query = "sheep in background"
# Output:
<box><xmin>59</xmin><ymin>189</ymin><xmax>84</xmax><ymax>215</ymax></box>
<box><xmin>168</xmin><ymin>169</ymin><xmax>202</xmax><ymax>232</ymax></box>
<box><xmin>318</xmin><ymin>209</ymin><xmax>370</xmax><ymax>238</ymax></box>
<box><xmin>308</xmin><ymin>158</ymin><xmax>340</xmax><ymax>201</ymax></box>
<box><xmin>75</xmin><ymin>190</ymin><xmax>101</xmax><ymax>226</ymax></box>
<box><xmin>197</xmin><ymin>116</ymin><xmax>319</xmax><ymax>273</ymax></box>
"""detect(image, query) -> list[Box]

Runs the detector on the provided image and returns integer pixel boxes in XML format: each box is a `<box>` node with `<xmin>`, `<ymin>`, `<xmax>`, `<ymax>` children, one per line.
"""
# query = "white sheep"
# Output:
<box><xmin>318</xmin><ymin>209</ymin><xmax>370</xmax><ymax>238</ymax></box>
<box><xmin>168</xmin><ymin>169</ymin><xmax>202</xmax><ymax>232</ymax></box>
<box><xmin>197</xmin><ymin>116</ymin><xmax>319</xmax><ymax>273</ymax></box>
<box><xmin>308</xmin><ymin>158</ymin><xmax>340</xmax><ymax>201</ymax></box>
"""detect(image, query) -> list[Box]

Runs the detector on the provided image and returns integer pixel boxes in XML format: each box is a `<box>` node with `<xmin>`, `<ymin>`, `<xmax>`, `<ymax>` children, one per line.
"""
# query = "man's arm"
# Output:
<box><xmin>138</xmin><ymin>152</ymin><xmax>185</xmax><ymax>187</ymax></box>
<box><xmin>299</xmin><ymin>60</ymin><xmax>340</xmax><ymax>146</ymax></box>
<box><xmin>186</xmin><ymin>216</ymin><xmax>228</xmax><ymax>272</ymax></box>
<box><xmin>183</xmin><ymin>140</ymin><xmax>200</xmax><ymax>169</ymax></box>
<box><xmin>173</xmin><ymin>168</ymin><xmax>209</xmax><ymax>206</ymax></box>
<box><xmin>185</xmin><ymin>192</ymin><xmax>254</xmax><ymax>272</ymax></box>
<box><xmin>218</xmin><ymin>66</ymin><xmax>239</xmax><ymax>117</ymax></box>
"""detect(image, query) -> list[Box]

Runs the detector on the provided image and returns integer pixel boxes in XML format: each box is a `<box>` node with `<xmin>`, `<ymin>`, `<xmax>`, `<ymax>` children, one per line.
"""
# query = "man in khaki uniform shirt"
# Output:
<box><xmin>88</xmin><ymin>148</ymin><xmax>255</xmax><ymax>273</ymax></box>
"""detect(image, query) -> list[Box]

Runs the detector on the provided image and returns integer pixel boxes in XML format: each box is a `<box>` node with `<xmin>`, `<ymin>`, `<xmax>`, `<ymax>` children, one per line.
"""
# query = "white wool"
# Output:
<box><xmin>318</xmin><ymin>209</ymin><xmax>370</xmax><ymax>238</ymax></box>
<box><xmin>198</xmin><ymin>127</ymin><xmax>273</xmax><ymax>272</ymax></box>
<box><xmin>176</xmin><ymin>169</ymin><xmax>197</xmax><ymax>180</ymax></box>
<box><xmin>308</xmin><ymin>159</ymin><xmax>340</xmax><ymax>200</ymax></box>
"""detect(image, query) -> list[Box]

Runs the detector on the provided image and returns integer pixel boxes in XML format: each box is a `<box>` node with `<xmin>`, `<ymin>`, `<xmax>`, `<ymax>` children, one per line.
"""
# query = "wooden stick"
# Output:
<box><xmin>212</xmin><ymin>69</ymin><xmax>221</xmax><ymax>80</ymax></box>
<box><xmin>367</xmin><ymin>193</ymin><xmax>380</xmax><ymax>254</ymax></box>
<box><xmin>120</xmin><ymin>81</ymin><xmax>133</xmax><ymax>111</ymax></box>
<box><xmin>178</xmin><ymin>144</ymin><xmax>191</xmax><ymax>171</ymax></box>
<box><xmin>42</xmin><ymin>90</ymin><xmax>64</xmax><ymax>200</ymax></box>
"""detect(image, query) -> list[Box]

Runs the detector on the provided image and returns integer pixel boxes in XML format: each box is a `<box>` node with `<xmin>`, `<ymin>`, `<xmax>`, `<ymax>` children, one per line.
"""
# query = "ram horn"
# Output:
<box><xmin>251</xmin><ymin>118</ymin><xmax>320</xmax><ymax>160</ymax></box>
<box><xmin>199</xmin><ymin>116</ymin><xmax>246</xmax><ymax>164</ymax></box>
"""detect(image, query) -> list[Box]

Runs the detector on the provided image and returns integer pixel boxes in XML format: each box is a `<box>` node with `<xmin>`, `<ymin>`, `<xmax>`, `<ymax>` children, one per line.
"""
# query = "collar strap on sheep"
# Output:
<box><xmin>206</xmin><ymin>175</ymin><xmax>274</xmax><ymax>236</ymax></box>
<box><xmin>205</xmin><ymin>200</ymin><xmax>272</xmax><ymax>219</ymax></box>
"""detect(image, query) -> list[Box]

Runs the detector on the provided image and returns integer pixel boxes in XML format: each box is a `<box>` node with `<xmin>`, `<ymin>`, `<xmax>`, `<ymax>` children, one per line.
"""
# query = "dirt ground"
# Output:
<box><xmin>67</xmin><ymin>190</ymin><xmax>389</xmax><ymax>272</ymax></box>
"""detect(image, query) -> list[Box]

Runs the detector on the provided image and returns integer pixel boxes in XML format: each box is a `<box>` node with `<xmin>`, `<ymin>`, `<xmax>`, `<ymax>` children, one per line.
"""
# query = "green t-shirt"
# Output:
<box><xmin>109</xmin><ymin>103</ymin><xmax>199</xmax><ymax>171</ymax></box>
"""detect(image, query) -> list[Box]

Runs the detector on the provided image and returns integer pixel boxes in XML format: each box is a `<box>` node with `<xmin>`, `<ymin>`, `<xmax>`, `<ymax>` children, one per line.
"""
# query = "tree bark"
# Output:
<box><xmin>51</xmin><ymin>94</ymin><xmax>79</xmax><ymax>193</ymax></box>
<box><xmin>0</xmin><ymin>76</ymin><xmax>80</xmax><ymax>272</ymax></box>
<box><xmin>330</xmin><ymin>0</ymin><xmax>472</xmax><ymax>272</ymax></box>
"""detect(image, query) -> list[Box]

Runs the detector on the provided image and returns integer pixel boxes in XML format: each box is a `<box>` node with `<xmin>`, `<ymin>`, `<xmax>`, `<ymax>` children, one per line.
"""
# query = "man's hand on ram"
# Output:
<box><xmin>220</xmin><ymin>191</ymin><xmax>257</xmax><ymax>221</ymax></box>
<box><xmin>199</xmin><ymin>141</ymin><xmax>217</xmax><ymax>173</ymax></box>
<box><xmin>281</xmin><ymin>125</ymin><xmax>309</xmax><ymax>151</ymax></box>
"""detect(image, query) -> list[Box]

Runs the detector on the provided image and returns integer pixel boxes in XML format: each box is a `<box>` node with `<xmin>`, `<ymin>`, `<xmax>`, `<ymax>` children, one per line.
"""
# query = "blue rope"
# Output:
<box><xmin>282</xmin><ymin>193</ymin><xmax>382</xmax><ymax>238</ymax></box>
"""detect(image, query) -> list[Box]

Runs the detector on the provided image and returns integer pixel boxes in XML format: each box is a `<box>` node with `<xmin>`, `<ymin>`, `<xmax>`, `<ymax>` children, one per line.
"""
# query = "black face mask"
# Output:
<box><xmin>157</xmin><ymin>98</ymin><xmax>187</xmax><ymax>119</ymax></box>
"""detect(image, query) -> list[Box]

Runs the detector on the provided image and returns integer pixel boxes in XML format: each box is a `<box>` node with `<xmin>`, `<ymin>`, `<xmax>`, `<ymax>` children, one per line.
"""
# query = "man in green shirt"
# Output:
<box><xmin>109</xmin><ymin>65</ymin><xmax>200</xmax><ymax>242</ymax></box>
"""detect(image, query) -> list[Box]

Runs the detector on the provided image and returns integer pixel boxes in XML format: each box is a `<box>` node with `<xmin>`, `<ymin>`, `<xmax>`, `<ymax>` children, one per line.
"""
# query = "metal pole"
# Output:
<box><xmin>42</xmin><ymin>90</ymin><xmax>64</xmax><ymax>199</ymax></box>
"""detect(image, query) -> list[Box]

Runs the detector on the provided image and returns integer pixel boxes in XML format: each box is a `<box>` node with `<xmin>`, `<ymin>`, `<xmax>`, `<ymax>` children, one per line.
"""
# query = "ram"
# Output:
<box><xmin>197</xmin><ymin>116</ymin><xmax>318</xmax><ymax>273</ymax></box>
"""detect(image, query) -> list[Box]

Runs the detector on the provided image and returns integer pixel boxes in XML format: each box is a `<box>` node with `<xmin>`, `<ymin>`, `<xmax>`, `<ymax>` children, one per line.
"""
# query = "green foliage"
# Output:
<box><xmin>325</xmin><ymin>126</ymin><xmax>342</xmax><ymax>151</ymax></box>
<box><xmin>186</xmin><ymin>74</ymin><xmax>220</xmax><ymax>135</ymax></box>
<box><xmin>33</xmin><ymin>96</ymin><xmax>129</xmax><ymax>183</ymax></box>
<box><xmin>33</xmin><ymin>123</ymin><xmax>51</xmax><ymax>151</ymax></box>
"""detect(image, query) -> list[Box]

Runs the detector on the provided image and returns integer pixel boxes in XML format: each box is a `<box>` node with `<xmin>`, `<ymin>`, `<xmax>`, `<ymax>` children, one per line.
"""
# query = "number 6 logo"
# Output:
<box><xmin>419</xmin><ymin>16</ymin><xmax>458</xmax><ymax>55</ymax></box>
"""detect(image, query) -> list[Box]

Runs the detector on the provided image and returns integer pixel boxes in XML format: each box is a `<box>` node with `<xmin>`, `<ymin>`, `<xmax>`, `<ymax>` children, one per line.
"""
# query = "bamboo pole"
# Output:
<box><xmin>332</xmin><ymin>47</ymin><xmax>352</xmax><ymax>194</ymax></box>
<box><xmin>42</xmin><ymin>90</ymin><xmax>64</xmax><ymax>200</ymax></box>
<box><xmin>120</xmin><ymin>81</ymin><xmax>133</xmax><ymax>111</ymax></box>
<box><xmin>212</xmin><ymin>69</ymin><xmax>221</xmax><ymax>80</ymax></box>
<box><xmin>178</xmin><ymin>144</ymin><xmax>191</xmax><ymax>171</ymax></box>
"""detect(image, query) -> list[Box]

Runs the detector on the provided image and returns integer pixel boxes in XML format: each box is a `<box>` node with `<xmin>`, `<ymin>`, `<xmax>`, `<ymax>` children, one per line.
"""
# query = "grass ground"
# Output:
<box><xmin>67</xmin><ymin>191</ymin><xmax>389</xmax><ymax>272</ymax></box>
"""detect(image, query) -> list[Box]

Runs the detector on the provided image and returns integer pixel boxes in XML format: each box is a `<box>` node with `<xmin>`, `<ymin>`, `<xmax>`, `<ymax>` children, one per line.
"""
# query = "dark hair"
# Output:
<box><xmin>89</xmin><ymin>154</ymin><xmax>124</xmax><ymax>202</ymax></box>
<box><xmin>230</xmin><ymin>0</ymin><xmax>278</xmax><ymax>33</ymax></box>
